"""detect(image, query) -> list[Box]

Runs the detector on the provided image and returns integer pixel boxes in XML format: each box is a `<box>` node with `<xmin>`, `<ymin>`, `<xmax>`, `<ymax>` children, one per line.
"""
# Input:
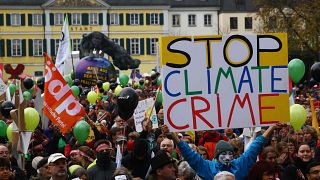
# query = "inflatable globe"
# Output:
<box><xmin>75</xmin><ymin>56</ymin><xmax>117</xmax><ymax>86</ymax></box>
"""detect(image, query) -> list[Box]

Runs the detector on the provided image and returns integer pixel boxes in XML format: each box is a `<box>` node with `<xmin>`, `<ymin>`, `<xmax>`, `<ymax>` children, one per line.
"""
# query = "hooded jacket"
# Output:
<box><xmin>177</xmin><ymin>135</ymin><xmax>266</xmax><ymax>180</ymax></box>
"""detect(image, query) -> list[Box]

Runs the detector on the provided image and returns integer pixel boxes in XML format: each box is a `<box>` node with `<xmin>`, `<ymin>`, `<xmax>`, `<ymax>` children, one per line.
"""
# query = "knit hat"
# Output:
<box><xmin>214</xmin><ymin>140</ymin><xmax>234</xmax><ymax>159</ymax></box>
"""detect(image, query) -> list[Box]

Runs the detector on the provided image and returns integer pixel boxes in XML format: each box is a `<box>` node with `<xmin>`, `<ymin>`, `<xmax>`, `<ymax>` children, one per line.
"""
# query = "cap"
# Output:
<box><xmin>32</xmin><ymin>156</ymin><xmax>43</xmax><ymax>170</ymax></box>
<box><xmin>116</xmin><ymin>135</ymin><xmax>128</xmax><ymax>143</ymax></box>
<box><xmin>48</xmin><ymin>153</ymin><xmax>66</xmax><ymax>164</ymax></box>
<box><xmin>37</xmin><ymin>157</ymin><xmax>48</xmax><ymax>170</ymax></box>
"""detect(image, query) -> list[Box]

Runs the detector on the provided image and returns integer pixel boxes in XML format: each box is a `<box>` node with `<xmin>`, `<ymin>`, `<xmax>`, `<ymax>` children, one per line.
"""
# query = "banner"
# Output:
<box><xmin>44</xmin><ymin>53</ymin><xmax>85</xmax><ymax>133</ymax></box>
<box><xmin>160</xmin><ymin>33</ymin><xmax>290</xmax><ymax>132</ymax></box>
<box><xmin>133</xmin><ymin>98</ymin><xmax>158</xmax><ymax>132</ymax></box>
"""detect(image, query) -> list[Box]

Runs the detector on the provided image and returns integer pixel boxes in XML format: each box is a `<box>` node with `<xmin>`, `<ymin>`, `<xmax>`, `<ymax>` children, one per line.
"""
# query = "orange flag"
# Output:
<box><xmin>43</xmin><ymin>53</ymin><xmax>85</xmax><ymax>133</ymax></box>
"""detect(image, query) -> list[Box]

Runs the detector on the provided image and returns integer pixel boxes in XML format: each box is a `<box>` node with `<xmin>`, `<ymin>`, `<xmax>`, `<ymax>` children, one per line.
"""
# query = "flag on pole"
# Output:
<box><xmin>56</xmin><ymin>16</ymin><xmax>71</xmax><ymax>76</ymax></box>
<box><xmin>308</xmin><ymin>95</ymin><xmax>320</xmax><ymax>137</ymax></box>
<box><xmin>43</xmin><ymin>53</ymin><xmax>85</xmax><ymax>134</ymax></box>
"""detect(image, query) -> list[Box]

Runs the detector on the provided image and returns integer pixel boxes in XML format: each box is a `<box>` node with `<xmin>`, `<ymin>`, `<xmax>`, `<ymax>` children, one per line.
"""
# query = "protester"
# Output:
<box><xmin>306</xmin><ymin>161</ymin><xmax>320</xmax><ymax>180</ymax></box>
<box><xmin>149</xmin><ymin>150</ymin><xmax>176</xmax><ymax>180</ymax></box>
<box><xmin>47</xmin><ymin>153</ymin><xmax>68</xmax><ymax>180</ymax></box>
<box><xmin>177</xmin><ymin>161</ymin><xmax>200</xmax><ymax>180</ymax></box>
<box><xmin>213</xmin><ymin>171</ymin><xmax>235</xmax><ymax>180</ymax></box>
<box><xmin>88</xmin><ymin>140</ymin><xmax>116</xmax><ymax>180</ymax></box>
<box><xmin>31</xmin><ymin>157</ymin><xmax>51</xmax><ymax>180</ymax></box>
<box><xmin>170</xmin><ymin>125</ymin><xmax>276</xmax><ymax>180</ymax></box>
<box><xmin>0</xmin><ymin>144</ymin><xmax>26</xmax><ymax>179</ymax></box>
<box><xmin>247</xmin><ymin>160</ymin><xmax>277</xmax><ymax>180</ymax></box>
<box><xmin>0</xmin><ymin>157</ymin><xmax>15</xmax><ymax>180</ymax></box>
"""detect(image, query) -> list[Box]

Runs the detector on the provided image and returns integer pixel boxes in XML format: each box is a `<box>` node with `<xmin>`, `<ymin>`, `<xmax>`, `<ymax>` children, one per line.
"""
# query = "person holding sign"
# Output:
<box><xmin>168</xmin><ymin>125</ymin><xmax>276</xmax><ymax>180</ymax></box>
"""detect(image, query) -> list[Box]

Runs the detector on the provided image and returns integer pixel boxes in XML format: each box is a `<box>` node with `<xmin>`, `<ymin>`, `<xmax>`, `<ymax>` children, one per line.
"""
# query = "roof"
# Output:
<box><xmin>0</xmin><ymin>0</ymin><xmax>220</xmax><ymax>7</ymax></box>
<box><xmin>221</xmin><ymin>0</ymin><xmax>258</xmax><ymax>12</ymax></box>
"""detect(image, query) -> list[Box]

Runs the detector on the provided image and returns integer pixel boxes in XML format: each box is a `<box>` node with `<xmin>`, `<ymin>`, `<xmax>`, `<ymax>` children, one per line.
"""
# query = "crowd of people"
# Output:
<box><xmin>0</xmin><ymin>72</ymin><xmax>320</xmax><ymax>180</ymax></box>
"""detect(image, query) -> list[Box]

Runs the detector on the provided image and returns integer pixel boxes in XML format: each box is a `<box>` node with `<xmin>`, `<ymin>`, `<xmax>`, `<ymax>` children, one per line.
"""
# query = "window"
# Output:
<box><xmin>150</xmin><ymin>13</ymin><xmax>159</xmax><ymax>25</ymax></box>
<box><xmin>150</xmin><ymin>38</ymin><xmax>158</xmax><ymax>54</ymax></box>
<box><xmin>172</xmin><ymin>14</ymin><xmax>180</xmax><ymax>26</ymax></box>
<box><xmin>33</xmin><ymin>14</ymin><xmax>42</xmax><ymax>26</ymax></box>
<box><xmin>11</xmin><ymin>39</ymin><xmax>21</xmax><ymax>56</ymax></box>
<box><xmin>55</xmin><ymin>39</ymin><xmax>60</xmax><ymax>55</ymax></box>
<box><xmin>130</xmin><ymin>13</ymin><xmax>139</xmax><ymax>25</ymax></box>
<box><xmin>112</xmin><ymin>38</ymin><xmax>120</xmax><ymax>45</ymax></box>
<box><xmin>54</xmin><ymin>13</ymin><xmax>64</xmax><ymax>25</ymax></box>
<box><xmin>204</xmin><ymin>14</ymin><xmax>212</xmax><ymax>26</ymax></box>
<box><xmin>230</xmin><ymin>17</ymin><xmax>238</xmax><ymax>30</ymax></box>
<box><xmin>33</xmin><ymin>39</ymin><xmax>43</xmax><ymax>56</ymax></box>
<box><xmin>11</xmin><ymin>14</ymin><xmax>21</xmax><ymax>26</ymax></box>
<box><xmin>130</xmin><ymin>38</ymin><xmax>140</xmax><ymax>55</ymax></box>
<box><xmin>72</xmin><ymin>39</ymin><xmax>81</xmax><ymax>51</ymax></box>
<box><xmin>110</xmin><ymin>13</ymin><xmax>119</xmax><ymax>25</ymax></box>
<box><xmin>34</xmin><ymin>71</ymin><xmax>43</xmax><ymax>77</ymax></box>
<box><xmin>188</xmin><ymin>14</ymin><xmax>196</xmax><ymax>26</ymax></box>
<box><xmin>89</xmin><ymin>13</ymin><xmax>98</xmax><ymax>25</ymax></box>
<box><xmin>72</xmin><ymin>13</ymin><xmax>81</xmax><ymax>25</ymax></box>
<box><xmin>245</xmin><ymin>17</ymin><xmax>252</xmax><ymax>29</ymax></box>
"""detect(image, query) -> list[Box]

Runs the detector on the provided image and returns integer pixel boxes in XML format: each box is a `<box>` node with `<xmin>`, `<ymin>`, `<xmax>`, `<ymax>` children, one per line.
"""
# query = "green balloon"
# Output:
<box><xmin>73</xmin><ymin>120</ymin><xmax>90</xmax><ymax>145</ymax></box>
<box><xmin>156</xmin><ymin>90</ymin><xmax>163</xmax><ymax>104</ymax></box>
<box><xmin>28</xmin><ymin>87</ymin><xmax>34</xmax><ymax>95</ymax></box>
<box><xmin>24</xmin><ymin>107</ymin><xmax>40</xmax><ymax>131</ymax></box>
<box><xmin>150</xmin><ymin>71</ymin><xmax>156</xmax><ymax>76</ymax></box>
<box><xmin>23</xmin><ymin>91</ymin><xmax>32</xmax><ymax>101</ymax></box>
<box><xmin>288</xmin><ymin>58</ymin><xmax>305</xmax><ymax>84</ymax></box>
<box><xmin>290</xmin><ymin>104</ymin><xmax>307</xmax><ymax>131</ymax></box>
<box><xmin>58</xmin><ymin>138</ymin><xmax>66</xmax><ymax>149</ymax></box>
<box><xmin>87</xmin><ymin>91</ymin><xmax>98</xmax><ymax>104</ymax></box>
<box><xmin>9</xmin><ymin>84</ymin><xmax>16</xmax><ymax>95</ymax></box>
<box><xmin>64</xmin><ymin>75</ymin><xmax>73</xmax><ymax>86</ymax></box>
<box><xmin>119</xmin><ymin>74</ymin><xmax>129</xmax><ymax>86</ymax></box>
<box><xmin>157</xmin><ymin>77</ymin><xmax>161</xmax><ymax>86</ymax></box>
<box><xmin>0</xmin><ymin>120</ymin><xmax>7</xmax><ymax>137</ymax></box>
<box><xmin>6</xmin><ymin>123</ymin><xmax>13</xmax><ymax>142</ymax></box>
<box><xmin>71</xmin><ymin>86</ymin><xmax>80</xmax><ymax>97</ymax></box>
<box><xmin>102</xmin><ymin>82</ymin><xmax>110</xmax><ymax>91</ymax></box>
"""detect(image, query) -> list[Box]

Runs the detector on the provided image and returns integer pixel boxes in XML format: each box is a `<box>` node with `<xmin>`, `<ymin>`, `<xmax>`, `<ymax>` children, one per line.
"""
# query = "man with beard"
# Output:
<box><xmin>47</xmin><ymin>153</ymin><xmax>67</xmax><ymax>180</ymax></box>
<box><xmin>88</xmin><ymin>140</ymin><xmax>116</xmax><ymax>180</ymax></box>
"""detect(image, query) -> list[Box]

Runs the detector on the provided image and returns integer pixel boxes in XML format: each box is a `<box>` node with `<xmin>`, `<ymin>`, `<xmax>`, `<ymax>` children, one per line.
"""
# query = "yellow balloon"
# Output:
<box><xmin>114</xmin><ymin>85</ymin><xmax>123</xmax><ymax>96</ymax></box>
<box><xmin>6</xmin><ymin>123</ymin><xmax>13</xmax><ymax>142</ymax></box>
<box><xmin>87</xmin><ymin>91</ymin><xmax>98</xmax><ymax>104</ymax></box>
<box><xmin>290</xmin><ymin>104</ymin><xmax>307</xmax><ymax>131</ymax></box>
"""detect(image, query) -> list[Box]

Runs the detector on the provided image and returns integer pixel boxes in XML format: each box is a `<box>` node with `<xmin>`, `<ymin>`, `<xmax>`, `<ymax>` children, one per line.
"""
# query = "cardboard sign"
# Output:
<box><xmin>134</xmin><ymin>98</ymin><xmax>158</xmax><ymax>132</ymax></box>
<box><xmin>43</xmin><ymin>53</ymin><xmax>85</xmax><ymax>133</ymax></box>
<box><xmin>160</xmin><ymin>33</ymin><xmax>289</xmax><ymax>132</ymax></box>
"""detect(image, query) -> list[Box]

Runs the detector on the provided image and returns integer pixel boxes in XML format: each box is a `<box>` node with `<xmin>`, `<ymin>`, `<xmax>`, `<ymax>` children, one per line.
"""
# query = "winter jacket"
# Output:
<box><xmin>87</xmin><ymin>161</ymin><xmax>117</xmax><ymax>180</ymax></box>
<box><xmin>177</xmin><ymin>135</ymin><xmax>266</xmax><ymax>180</ymax></box>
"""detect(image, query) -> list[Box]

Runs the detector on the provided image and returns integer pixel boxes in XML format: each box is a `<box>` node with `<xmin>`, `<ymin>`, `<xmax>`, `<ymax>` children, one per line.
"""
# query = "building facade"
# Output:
<box><xmin>0</xmin><ymin>0</ymin><xmax>260</xmax><ymax>78</ymax></box>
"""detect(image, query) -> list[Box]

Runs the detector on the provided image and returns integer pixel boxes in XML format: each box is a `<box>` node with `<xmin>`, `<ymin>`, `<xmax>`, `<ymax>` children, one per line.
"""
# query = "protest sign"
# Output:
<box><xmin>134</xmin><ymin>98</ymin><xmax>158</xmax><ymax>132</ymax></box>
<box><xmin>160</xmin><ymin>33</ymin><xmax>289</xmax><ymax>132</ymax></box>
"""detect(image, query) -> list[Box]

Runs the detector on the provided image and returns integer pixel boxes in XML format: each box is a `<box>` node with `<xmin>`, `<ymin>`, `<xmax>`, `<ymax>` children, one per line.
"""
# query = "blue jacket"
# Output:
<box><xmin>177</xmin><ymin>135</ymin><xmax>266</xmax><ymax>180</ymax></box>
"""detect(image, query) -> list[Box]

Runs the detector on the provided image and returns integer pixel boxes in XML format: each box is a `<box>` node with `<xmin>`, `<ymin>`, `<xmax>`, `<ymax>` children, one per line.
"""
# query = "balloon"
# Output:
<box><xmin>64</xmin><ymin>75</ymin><xmax>73</xmax><ymax>86</ymax></box>
<box><xmin>6</xmin><ymin>123</ymin><xmax>13</xmax><ymax>142</ymax></box>
<box><xmin>290</xmin><ymin>104</ymin><xmax>307</xmax><ymax>131</ymax></box>
<box><xmin>71</xmin><ymin>86</ymin><xmax>80</xmax><ymax>97</ymax></box>
<box><xmin>69</xmin><ymin>165</ymin><xmax>82</xmax><ymax>174</ymax></box>
<box><xmin>27</xmin><ymin>87</ymin><xmax>34</xmax><ymax>95</ymax></box>
<box><xmin>150</xmin><ymin>70</ymin><xmax>156</xmax><ymax>76</ymax></box>
<box><xmin>145</xmin><ymin>80</ymin><xmax>149</xmax><ymax>84</ymax></box>
<box><xmin>24</xmin><ymin>107</ymin><xmax>40</xmax><ymax>131</ymax></box>
<box><xmin>87</xmin><ymin>91</ymin><xmax>98</xmax><ymax>104</ymax></box>
<box><xmin>23</xmin><ymin>78</ymin><xmax>34</xmax><ymax>90</ymax></box>
<box><xmin>37</xmin><ymin>77</ymin><xmax>45</xmax><ymax>91</ymax></box>
<box><xmin>110</xmin><ymin>83</ymin><xmax>118</xmax><ymax>90</ymax></box>
<box><xmin>134</xmin><ymin>82</ymin><xmax>139</xmax><ymax>87</ymax></box>
<box><xmin>23</xmin><ymin>91</ymin><xmax>32</xmax><ymax>101</ymax></box>
<box><xmin>310</xmin><ymin>62</ymin><xmax>320</xmax><ymax>82</ymax></box>
<box><xmin>0</xmin><ymin>120</ymin><xmax>7</xmax><ymax>137</ymax></box>
<box><xmin>58</xmin><ymin>138</ymin><xmax>66</xmax><ymax>149</ymax></box>
<box><xmin>9</xmin><ymin>84</ymin><xmax>16</xmax><ymax>95</ymax></box>
<box><xmin>117</xmin><ymin>87</ymin><xmax>139</xmax><ymax>120</ymax></box>
<box><xmin>114</xmin><ymin>85</ymin><xmax>123</xmax><ymax>96</ymax></box>
<box><xmin>288</xmin><ymin>58</ymin><xmax>305</xmax><ymax>84</ymax></box>
<box><xmin>97</xmin><ymin>80</ymin><xmax>104</xmax><ymax>88</ymax></box>
<box><xmin>75</xmin><ymin>56</ymin><xmax>116</xmax><ymax>87</ymax></box>
<box><xmin>157</xmin><ymin>77</ymin><xmax>161</xmax><ymax>86</ymax></box>
<box><xmin>156</xmin><ymin>90</ymin><xmax>163</xmax><ymax>104</ymax></box>
<box><xmin>0</xmin><ymin>101</ymin><xmax>15</xmax><ymax>118</ymax></box>
<box><xmin>102</xmin><ymin>82</ymin><xmax>110</xmax><ymax>91</ymax></box>
<box><xmin>119</xmin><ymin>74</ymin><xmax>129</xmax><ymax>86</ymax></box>
<box><xmin>73</xmin><ymin>120</ymin><xmax>90</xmax><ymax>145</ymax></box>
